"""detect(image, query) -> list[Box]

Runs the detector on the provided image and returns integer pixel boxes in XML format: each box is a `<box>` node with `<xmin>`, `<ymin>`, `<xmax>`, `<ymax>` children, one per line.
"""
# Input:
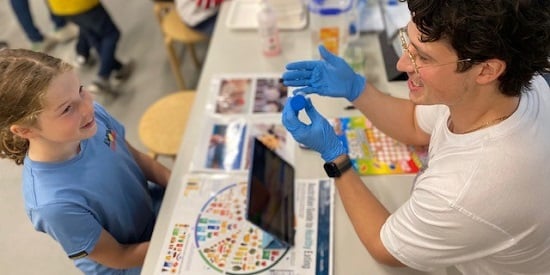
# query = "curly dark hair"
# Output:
<box><xmin>403</xmin><ymin>0</ymin><xmax>550</xmax><ymax>96</ymax></box>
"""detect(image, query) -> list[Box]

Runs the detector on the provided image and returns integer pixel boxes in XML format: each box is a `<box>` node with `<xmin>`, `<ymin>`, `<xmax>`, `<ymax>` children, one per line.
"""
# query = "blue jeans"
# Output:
<box><xmin>193</xmin><ymin>13</ymin><xmax>218</xmax><ymax>36</ymax></box>
<box><xmin>10</xmin><ymin>0</ymin><xmax>67</xmax><ymax>42</ymax></box>
<box><xmin>64</xmin><ymin>4</ymin><xmax>122</xmax><ymax>79</ymax></box>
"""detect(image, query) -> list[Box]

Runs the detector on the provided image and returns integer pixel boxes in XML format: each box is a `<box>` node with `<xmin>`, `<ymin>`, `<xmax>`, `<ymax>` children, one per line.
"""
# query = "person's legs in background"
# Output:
<box><xmin>48</xmin><ymin>9</ymin><xmax>66</xmax><ymax>29</ymax></box>
<box><xmin>9</xmin><ymin>0</ymin><xmax>78</xmax><ymax>52</ymax></box>
<box><xmin>67</xmin><ymin>4</ymin><xmax>133</xmax><ymax>93</ymax></box>
<box><xmin>74</xmin><ymin>31</ymin><xmax>96</xmax><ymax>67</ymax></box>
<box><xmin>9</xmin><ymin>0</ymin><xmax>53</xmax><ymax>51</ymax></box>
<box><xmin>48</xmin><ymin>10</ymin><xmax>79</xmax><ymax>44</ymax></box>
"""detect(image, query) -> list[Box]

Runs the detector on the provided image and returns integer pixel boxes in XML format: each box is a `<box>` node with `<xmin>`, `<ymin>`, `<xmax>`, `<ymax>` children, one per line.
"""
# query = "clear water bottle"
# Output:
<box><xmin>344</xmin><ymin>1</ymin><xmax>365</xmax><ymax>76</ymax></box>
<box><xmin>257</xmin><ymin>1</ymin><xmax>281</xmax><ymax>56</ymax></box>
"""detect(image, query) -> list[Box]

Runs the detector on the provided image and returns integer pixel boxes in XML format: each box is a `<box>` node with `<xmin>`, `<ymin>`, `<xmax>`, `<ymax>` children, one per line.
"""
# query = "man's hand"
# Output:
<box><xmin>282</xmin><ymin>97</ymin><xmax>347</xmax><ymax>162</ymax></box>
<box><xmin>282</xmin><ymin>45</ymin><xmax>366</xmax><ymax>102</ymax></box>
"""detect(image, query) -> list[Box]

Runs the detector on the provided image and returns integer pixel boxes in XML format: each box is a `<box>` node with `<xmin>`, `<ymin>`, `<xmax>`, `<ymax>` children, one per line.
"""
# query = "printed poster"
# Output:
<box><xmin>210</xmin><ymin>75</ymin><xmax>288</xmax><ymax>115</ymax></box>
<box><xmin>154</xmin><ymin>174</ymin><xmax>334</xmax><ymax>275</ymax></box>
<box><xmin>331</xmin><ymin>116</ymin><xmax>428</xmax><ymax>175</ymax></box>
<box><xmin>192</xmin><ymin>116</ymin><xmax>294</xmax><ymax>172</ymax></box>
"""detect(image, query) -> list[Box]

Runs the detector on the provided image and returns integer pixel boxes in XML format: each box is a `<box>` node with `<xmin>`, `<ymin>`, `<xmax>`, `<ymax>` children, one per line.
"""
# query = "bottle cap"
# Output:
<box><xmin>290</xmin><ymin>94</ymin><xmax>307</xmax><ymax>111</ymax></box>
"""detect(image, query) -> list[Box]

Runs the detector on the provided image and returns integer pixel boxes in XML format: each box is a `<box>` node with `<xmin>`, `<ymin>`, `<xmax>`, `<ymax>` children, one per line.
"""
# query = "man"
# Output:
<box><xmin>281</xmin><ymin>0</ymin><xmax>550</xmax><ymax>273</ymax></box>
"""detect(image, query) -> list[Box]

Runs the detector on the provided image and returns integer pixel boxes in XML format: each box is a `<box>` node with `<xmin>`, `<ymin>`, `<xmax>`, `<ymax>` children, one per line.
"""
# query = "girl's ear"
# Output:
<box><xmin>476</xmin><ymin>58</ymin><xmax>506</xmax><ymax>85</ymax></box>
<box><xmin>10</xmin><ymin>124</ymin><xmax>34</xmax><ymax>139</ymax></box>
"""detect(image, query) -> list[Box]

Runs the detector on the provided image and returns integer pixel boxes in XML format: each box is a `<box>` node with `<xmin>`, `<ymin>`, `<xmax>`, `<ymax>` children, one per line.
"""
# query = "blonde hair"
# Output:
<box><xmin>0</xmin><ymin>49</ymin><xmax>73</xmax><ymax>165</ymax></box>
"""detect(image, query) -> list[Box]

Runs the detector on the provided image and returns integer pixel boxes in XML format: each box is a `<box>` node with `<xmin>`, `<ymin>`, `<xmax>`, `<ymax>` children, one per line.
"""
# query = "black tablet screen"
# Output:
<box><xmin>246</xmin><ymin>137</ymin><xmax>295</xmax><ymax>247</ymax></box>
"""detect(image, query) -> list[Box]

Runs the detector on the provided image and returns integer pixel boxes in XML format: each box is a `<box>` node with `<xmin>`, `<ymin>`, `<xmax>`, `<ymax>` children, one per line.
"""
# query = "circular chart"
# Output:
<box><xmin>194</xmin><ymin>183</ymin><xmax>290</xmax><ymax>274</ymax></box>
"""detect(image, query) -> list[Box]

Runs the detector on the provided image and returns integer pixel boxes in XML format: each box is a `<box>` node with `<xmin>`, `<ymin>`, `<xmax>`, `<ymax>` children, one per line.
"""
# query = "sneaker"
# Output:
<box><xmin>31</xmin><ymin>36</ymin><xmax>57</xmax><ymax>52</ymax></box>
<box><xmin>53</xmin><ymin>23</ymin><xmax>79</xmax><ymax>43</ymax></box>
<box><xmin>75</xmin><ymin>54</ymin><xmax>97</xmax><ymax>68</ymax></box>
<box><xmin>90</xmin><ymin>77</ymin><xmax>112</xmax><ymax>93</ymax></box>
<box><xmin>113</xmin><ymin>60</ymin><xmax>135</xmax><ymax>81</ymax></box>
<box><xmin>87</xmin><ymin>83</ymin><xmax>116</xmax><ymax>105</ymax></box>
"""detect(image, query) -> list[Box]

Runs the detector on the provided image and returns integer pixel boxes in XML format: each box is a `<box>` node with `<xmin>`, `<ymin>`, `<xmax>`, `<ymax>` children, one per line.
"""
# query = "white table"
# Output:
<box><xmin>142</xmin><ymin>3</ymin><xmax>451</xmax><ymax>275</ymax></box>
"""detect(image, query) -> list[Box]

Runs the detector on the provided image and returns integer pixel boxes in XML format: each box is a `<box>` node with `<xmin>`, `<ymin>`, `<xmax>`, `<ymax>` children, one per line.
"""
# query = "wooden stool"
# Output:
<box><xmin>138</xmin><ymin>91</ymin><xmax>195</xmax><ymax>160</ymax></box>
<box><xmin>153</xmin><ymin>2</ymin><xmax>208</xmax><ymax>89</ymax></box>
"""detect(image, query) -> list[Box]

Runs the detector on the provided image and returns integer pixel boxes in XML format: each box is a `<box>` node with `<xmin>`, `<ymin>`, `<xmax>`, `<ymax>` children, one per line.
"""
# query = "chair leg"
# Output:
<box><xmin>188</xmin><ymin>43</ymin><xmax>202</xmax><ymax>69</ymax></box>
<box><xmin>164</xmin><ymin>39</ymin><xmax>186</xmax><ymax>89</ymax></box>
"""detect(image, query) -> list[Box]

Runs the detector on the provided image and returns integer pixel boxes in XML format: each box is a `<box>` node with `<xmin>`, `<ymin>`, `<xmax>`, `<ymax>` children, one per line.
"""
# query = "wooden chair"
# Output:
<box><xmin>138</xmin><ymin>91</ymin><xmax>196</xmax><ymax>160</ymax></box>
<box><xmin>153</xmin><ymin>2</ymin><xmax>208</xmax><ymax>89</ymax></box>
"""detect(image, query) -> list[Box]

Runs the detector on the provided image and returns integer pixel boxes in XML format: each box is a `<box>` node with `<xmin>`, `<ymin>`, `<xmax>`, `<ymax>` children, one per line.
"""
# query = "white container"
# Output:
<box><xmin>257</xmin><ymin>1</ymin><xmax>282</xmax><ymax>56</ymax></box>
<box><xmin>308</xmin><ymin>0</ymin><xmax>353</xmax><ymax>57</ymax></box>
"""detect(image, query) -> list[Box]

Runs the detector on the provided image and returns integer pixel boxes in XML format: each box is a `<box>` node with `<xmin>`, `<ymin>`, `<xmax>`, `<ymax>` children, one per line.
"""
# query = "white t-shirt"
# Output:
<box><xmin>381</xmin><ymin>75</ymin><xmax>550</xmax><ymax>274</ymax></box>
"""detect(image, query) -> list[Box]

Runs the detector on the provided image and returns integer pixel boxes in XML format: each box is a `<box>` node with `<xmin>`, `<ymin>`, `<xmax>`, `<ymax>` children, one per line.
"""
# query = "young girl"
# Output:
<box><xmin>0</xmin><ymin>49</ymin><xmax>170</xmax><ymax>274</ymax></box>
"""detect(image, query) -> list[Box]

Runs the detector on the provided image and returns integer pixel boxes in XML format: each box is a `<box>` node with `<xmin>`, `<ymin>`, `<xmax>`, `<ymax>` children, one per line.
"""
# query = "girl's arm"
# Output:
<box><xmin>88</xmin><ymin>229</ymin><xmax>149</xmax><ymax>269</ymax></box>
<box><xmin>126</xmin><ymin>140</ymin><xmax>171</xmax><ymax>188</ymax></box>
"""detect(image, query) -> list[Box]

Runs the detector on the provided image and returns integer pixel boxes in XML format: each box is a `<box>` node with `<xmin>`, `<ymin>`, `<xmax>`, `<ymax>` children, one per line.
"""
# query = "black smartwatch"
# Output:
<box><xmin>323</xmin><ymin>155</ymin><xmax>353</xmax><ymax>178</ymax></box>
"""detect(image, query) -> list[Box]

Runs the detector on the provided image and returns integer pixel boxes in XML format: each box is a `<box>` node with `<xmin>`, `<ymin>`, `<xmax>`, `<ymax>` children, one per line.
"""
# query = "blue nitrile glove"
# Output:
<box><xmin>282</xmin><ymin>97</ymin><xmax>347</xmax><ymax>162</ymax></box>
<box><xmin>282</xmin><ymin>45</ymin><xmax>367</xmax><ymax>102</ymax></box>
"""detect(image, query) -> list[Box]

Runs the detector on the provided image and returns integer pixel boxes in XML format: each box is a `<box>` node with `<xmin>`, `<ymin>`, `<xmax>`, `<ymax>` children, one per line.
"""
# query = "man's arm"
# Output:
<box><xmin>126</xmin><ymin>141</ymin><xmax>171</xmax><ymax>188</ymax></box>
<box><xmin>352</xmin><ymin>83</ymin><xmax>430</xmax><ymax>146</ymax></box>
<box><xmin>331</xmin><ymin>155</ymin><xmax>405</xmax><ymax>266</ymax></box>
<box><xmin>281</xmin><ymin>98</ymin><xmax>405</xmax><ymax>266</ymax></box>
<box><xmin>87</xmin><ymin>229</ymin><xmax>149</xmax><ymax>269</ymax></box>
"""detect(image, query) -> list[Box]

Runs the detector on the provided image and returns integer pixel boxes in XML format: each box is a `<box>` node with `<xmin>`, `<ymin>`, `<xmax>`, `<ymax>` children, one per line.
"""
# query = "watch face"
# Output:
<box><xmin>324</xmin><ymin>162</ymin><xmax>341</xmax><ymax>178</ymax></box>
<box><xmin>324</xmin><ymin>157</ymin><xmax>353</xmax><ymax>178</ymax></box>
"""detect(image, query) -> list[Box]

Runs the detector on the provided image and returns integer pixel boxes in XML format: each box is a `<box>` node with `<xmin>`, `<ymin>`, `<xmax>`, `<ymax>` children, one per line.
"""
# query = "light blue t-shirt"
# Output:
<box><xmin>23</xmin><ymin>103</ymin><xmax>160</xmax><ymax>274</ymax></box>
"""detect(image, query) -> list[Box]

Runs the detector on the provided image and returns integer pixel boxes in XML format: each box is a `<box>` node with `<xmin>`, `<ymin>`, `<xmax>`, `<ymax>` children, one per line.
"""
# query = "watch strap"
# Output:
<box><xmin>324</xmin><ymin>155</ymin><xmax>353</xmax><ymax>178</ymax></box>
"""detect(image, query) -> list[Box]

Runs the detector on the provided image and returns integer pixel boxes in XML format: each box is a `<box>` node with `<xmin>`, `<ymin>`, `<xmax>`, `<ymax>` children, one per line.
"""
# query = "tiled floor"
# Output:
<box><xmin>0</xmin><ymin>1</ymin><xmax>208</xmax><ymax>274</ymax></box>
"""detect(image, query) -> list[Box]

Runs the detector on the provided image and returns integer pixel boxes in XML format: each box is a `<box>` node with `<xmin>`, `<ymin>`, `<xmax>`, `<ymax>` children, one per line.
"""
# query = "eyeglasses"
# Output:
<box><xmin>398</xmin><ymin>27</ymin><xmax>472</xmax><ymax>76</ymax></box>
